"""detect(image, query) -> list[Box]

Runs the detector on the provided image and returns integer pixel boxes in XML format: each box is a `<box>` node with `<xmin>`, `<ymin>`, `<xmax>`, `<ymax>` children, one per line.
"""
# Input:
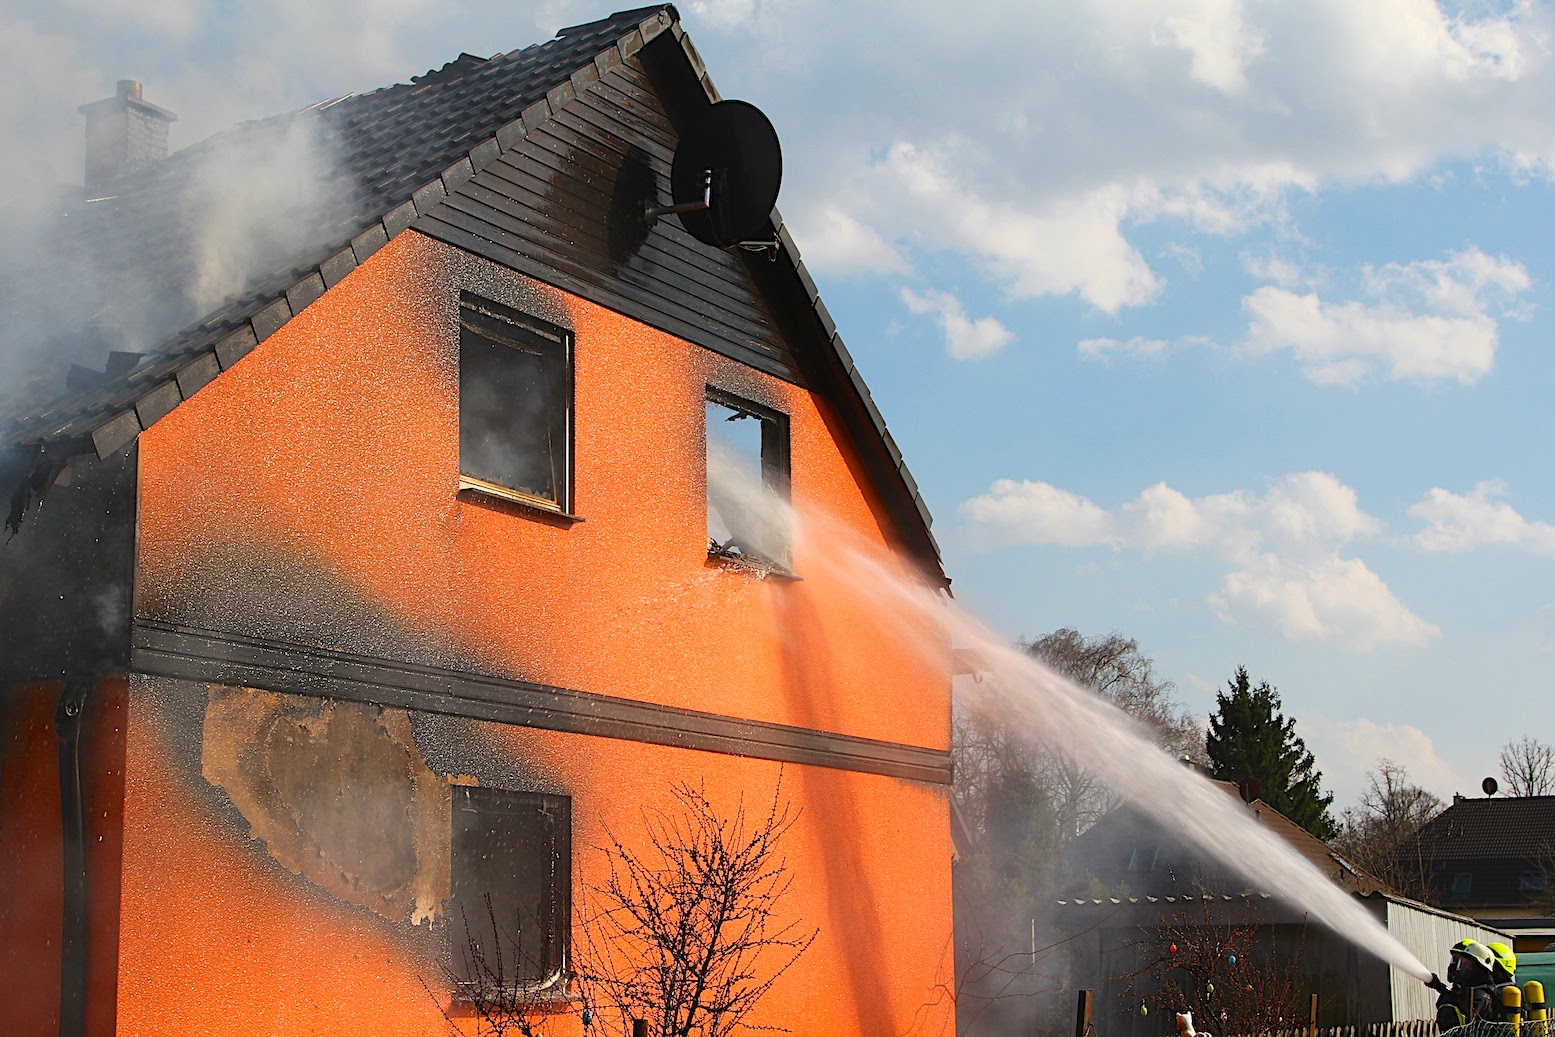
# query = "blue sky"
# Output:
<box><xmin>4</xmin><ymin>0</ymin><xmax>1552</xmax><ymax>808</ymax></box>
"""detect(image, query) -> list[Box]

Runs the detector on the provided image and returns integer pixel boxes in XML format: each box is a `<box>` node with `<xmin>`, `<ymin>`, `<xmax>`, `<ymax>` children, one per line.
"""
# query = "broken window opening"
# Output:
<box><xmin>705</xmin><ymin>387</ymin><xmax>790</xmax><ymax>571</ymax></box>
<box><xmin>450</xmin><ymin>785</ymin><xmax>571</xmax><ymax>994</ymax></box>
<box><xmin>459</xmin><ymin>294</ymin><xmax>573</xmax><ymax>514</ymax></box>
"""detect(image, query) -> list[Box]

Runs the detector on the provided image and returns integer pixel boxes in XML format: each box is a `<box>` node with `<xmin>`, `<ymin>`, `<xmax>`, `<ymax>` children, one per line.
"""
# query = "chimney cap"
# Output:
<box><xmin>78</xmin><ymin>81</ymin><xmax>178</xmax><ymax>122</ymax></box>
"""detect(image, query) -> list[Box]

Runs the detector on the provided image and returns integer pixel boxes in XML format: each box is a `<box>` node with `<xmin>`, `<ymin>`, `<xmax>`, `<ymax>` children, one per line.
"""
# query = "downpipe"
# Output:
<box><xmin>55</xmin><ymin>676</ymin><xmax>90</xmax><ymax>1037</ymax></box>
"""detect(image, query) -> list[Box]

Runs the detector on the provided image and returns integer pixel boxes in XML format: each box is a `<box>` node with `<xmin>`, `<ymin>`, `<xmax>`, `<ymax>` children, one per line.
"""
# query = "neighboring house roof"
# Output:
<box><xmin>1406</xmin><ymin>795</ymin><xmax>1555</xmax><ymax>860</ymax></box>
<box><xmin>1397</xmin><ymin>795</ymin><xmax>1555</xmax><ymax>910</ymax></box>
<box><xmin>1063</xmin><ymin>778</ymin><xmax>1394</xmax><ymax>899</ymax></box>
<box><xmin>0</xmin><ymin>5</ymin><xmax>943</xmax><ymax>580</ymax></box>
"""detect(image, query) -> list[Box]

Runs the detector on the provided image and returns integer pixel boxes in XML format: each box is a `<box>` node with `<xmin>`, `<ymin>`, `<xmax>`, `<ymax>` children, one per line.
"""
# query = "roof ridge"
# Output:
<box><xmin>556</xmin><ymin>5</ymin><xmax>677</xmax><ymax>37</ymax></box>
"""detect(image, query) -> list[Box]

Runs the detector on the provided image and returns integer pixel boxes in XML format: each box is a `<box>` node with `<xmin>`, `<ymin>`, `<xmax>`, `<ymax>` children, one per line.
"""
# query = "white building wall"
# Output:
<box><xmin>1386</xmin><ymin>898</ymin><xmax>1508</xmax><ymax>1021</ymax></box>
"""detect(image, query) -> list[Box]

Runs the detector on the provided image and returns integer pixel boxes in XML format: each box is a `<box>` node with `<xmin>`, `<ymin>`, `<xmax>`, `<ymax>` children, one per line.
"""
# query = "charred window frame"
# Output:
<box><xmin>458</xmin><ymin>294</ymin><xmax>574</xmax><ymax>514</ymax></box>
<box><xmin>705</xmin><ymin>387</ymin><xmax>791</xmax><ymax>570</ymax></box>
<box><xmin>450</xmin><ymin>786</ymin><xmax>571</xmax><ymax>992</ymax></box>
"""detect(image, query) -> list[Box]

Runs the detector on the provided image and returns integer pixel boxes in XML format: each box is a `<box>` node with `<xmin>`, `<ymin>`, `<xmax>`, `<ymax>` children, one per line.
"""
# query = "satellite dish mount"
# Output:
<box><xmin>647</xmin><ymin>100</ymin><xmax>782</xmax><ymax>257</ymax></box>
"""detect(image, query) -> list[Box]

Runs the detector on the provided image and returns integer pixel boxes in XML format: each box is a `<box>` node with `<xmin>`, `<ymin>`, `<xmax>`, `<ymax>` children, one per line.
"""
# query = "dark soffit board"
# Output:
<box><xmin>131</xmin><ymin>619</ymin><xmax>952</xmax><ymax>786</ymax></box>
<box><xmin>1</xmin><ymin>5</ymin><xmax>943</xmax><ymax>582</ymax></box>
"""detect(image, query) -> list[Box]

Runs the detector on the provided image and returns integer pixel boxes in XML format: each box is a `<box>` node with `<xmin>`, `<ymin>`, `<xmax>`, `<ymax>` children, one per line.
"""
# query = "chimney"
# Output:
<box><xmin>78</xmin><ymin>80</ymin><xmax>178</xmax><ymax>192</ymax></box>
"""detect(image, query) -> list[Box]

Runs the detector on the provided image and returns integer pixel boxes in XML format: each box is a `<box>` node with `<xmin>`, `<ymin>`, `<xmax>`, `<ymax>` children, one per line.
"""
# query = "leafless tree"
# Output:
<box><xmin>1499</xmin><ymin>736</ymin><xmax>1555</xmax><ymax>797</ymax></box>
<box><xmin>1024</xmin><ymin>628</ymin><xmax>1206</xmax><ymax>769</ymax></box>
<box><xmin>950</xmin><ymin>628</ymin><xmax>1204</xmax><ymax>1036</ymax></box>
<box><xmin>954</xmin><ymin>628</ymin><xmax>1204</xmax><ymax>848</ymax></box>
<box><xmin>1114</xmin><ymin>898</ymin><xmax>1315</xmax><ymax>1037</ymax></box>
<box><xmin>435</xmin><ymin>899</ymin><xmax>561</xmax><ymax>1037</ymax></box>
<box><xmin>577</xmin><ymin>777</ymin><xmax>816</xmax><ymax>1037</ymax></box>
<box><xmin>1332</xmin><ymin>759</ymin><xmax>1442</xmax><ymax>901</ymax></box>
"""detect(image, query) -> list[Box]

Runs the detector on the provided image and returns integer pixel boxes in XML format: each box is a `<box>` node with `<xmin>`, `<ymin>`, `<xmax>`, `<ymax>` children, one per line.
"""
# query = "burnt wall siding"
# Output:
<box><xmin>413</xmin><ymin>56</ymin><xmax>804</xmax><ymax>386</ymax></box>
<box><xmin>0</xmin><ymin>448</ymin><xmax>136</xmax><ymax>681</ymax></box>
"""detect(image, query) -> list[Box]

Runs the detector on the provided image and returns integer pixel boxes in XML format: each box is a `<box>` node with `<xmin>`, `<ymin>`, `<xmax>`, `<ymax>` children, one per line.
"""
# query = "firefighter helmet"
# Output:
<box><xmin>1452</xmin><ymin>940</ymin><xmax>1496</xmax><ymax>983</ymax></box>
<box><xmin>1487</xmin><ymin>941</ymin><xmax>1517</xmax><ymax>981</ymax></box>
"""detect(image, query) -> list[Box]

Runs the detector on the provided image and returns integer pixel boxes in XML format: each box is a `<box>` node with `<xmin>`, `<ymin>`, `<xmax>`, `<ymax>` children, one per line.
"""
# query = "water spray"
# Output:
<box><xmin>708</xmin><ymin>448</ymin><xmax>1436</xmax><ymax>983</ymax></box>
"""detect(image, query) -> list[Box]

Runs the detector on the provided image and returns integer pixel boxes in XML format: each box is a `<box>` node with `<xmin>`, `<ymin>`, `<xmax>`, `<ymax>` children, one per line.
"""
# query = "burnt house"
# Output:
<box><xmin>0</xmin><ymin>8</ymin><xmax>955</xmax><ymax>1037</ymax></box>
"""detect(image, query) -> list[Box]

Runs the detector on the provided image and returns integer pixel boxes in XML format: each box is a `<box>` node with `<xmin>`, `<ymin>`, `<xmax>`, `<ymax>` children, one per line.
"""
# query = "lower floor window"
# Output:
<box><xmin>450</xmin><ymin>786</ymin><xmax>571</xmax><ymax>989</ymax></box>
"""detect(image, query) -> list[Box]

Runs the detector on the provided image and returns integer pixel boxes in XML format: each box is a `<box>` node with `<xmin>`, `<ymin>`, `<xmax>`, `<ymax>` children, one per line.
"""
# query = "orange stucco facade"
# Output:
<box><xmin>42</xmin><ymin>229</ymin><xmax>959</xmax><ymax>1036</ymax></box>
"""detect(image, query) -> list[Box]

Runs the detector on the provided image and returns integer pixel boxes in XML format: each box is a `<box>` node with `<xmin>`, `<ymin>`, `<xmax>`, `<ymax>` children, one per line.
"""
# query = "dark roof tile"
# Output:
<box><xmin>174</xmin><ymin>352</ymin><xmax>220</xmax><ymax>399</ymax></box>
<box><xmin>1405</xmin><ymin>796</ymin><xmax>1555</xmax><ymax>860</ymax></box>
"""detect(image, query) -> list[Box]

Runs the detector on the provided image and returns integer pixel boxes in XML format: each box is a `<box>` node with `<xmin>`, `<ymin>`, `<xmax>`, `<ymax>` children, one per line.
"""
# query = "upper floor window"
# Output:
<box><xmin>705</xmin><ymin>388</ymin><xmax>789</xmax><ymax>568</ymax></box>
<box><xmin>459</xmin><ymin>294</ymin><xmax>573</xmax><ymax>513</ymax></box>
<box><xmin>1451</xmin><ymin>872</ymin><xmax>1473</xmax><ymax>895</ymax></box>
<box><xmin>450</xmin><ymin>785</ymin><xmax>571</xmax><ymax>991</ymax></box>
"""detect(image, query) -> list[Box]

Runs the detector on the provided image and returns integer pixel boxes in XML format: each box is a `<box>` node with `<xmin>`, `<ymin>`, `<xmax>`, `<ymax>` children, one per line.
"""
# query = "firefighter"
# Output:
<box><xmin>1427</xmin><ymin>940</ymin><xmax>1497</xmax><ymax>1031</ymax></box>
<box><xmin>1488</xmin><ymin>942</ymin><xmax>1519</xmax><ymax>1021</ymax></box>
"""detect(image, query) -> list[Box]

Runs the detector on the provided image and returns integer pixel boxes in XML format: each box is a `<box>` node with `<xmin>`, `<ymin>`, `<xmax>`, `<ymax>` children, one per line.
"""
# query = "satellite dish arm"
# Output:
<box><xmin>647</xmin><ymin>169</ymin><xmax>714</xmax><ymax>220</ymax></box>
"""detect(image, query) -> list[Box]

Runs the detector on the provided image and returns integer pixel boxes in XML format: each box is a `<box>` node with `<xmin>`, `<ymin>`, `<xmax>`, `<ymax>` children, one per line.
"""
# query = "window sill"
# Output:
<box><xmin>459</xmin><ymin>478</ymin><xmax>583</xmax><ymax>524</ymax></box>
<box><xmin>446</xmin><ymin>970</ymin><xmax>576</xmax><ymax>1015</ymax></box>
<box><xmin>446</xmin><ymin>990</ymin><xmax>580</xmax><ymax>1017</ymax></box>
<box><xmin>707</xmin><ymin>543</ymin><xmax>800</xmax><ymax>580</ymax></box>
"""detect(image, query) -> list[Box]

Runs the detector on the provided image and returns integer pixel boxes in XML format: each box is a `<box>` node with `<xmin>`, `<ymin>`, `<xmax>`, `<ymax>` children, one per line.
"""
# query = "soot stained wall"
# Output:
<box><xmin>135</xmin><ymin>231</ymin><xmax>948</xmax><ymax>753</ymax></box>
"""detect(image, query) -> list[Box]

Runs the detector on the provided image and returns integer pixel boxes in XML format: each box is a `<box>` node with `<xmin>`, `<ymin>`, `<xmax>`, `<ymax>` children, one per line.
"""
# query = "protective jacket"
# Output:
<box><xmin>1435</xmin><ymin>982</ymin><xmax>1495</xmax><ymax>1032</ymax></box>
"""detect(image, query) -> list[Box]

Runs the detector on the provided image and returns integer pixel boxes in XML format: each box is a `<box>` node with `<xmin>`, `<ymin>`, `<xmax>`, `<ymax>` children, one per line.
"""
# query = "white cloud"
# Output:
<box><xmin>1364</xmin><ymin>247</ymin><xmax>1533</xmax><ymax>318</ymax></box>
<box><xmin>899</xmin><ymin>286</ymin><xmax>1014</xmax><ymax>360</ymax></box>
<box><xmin>800</xmin><ymin>206</ymin><xmax>910</xmax><ymax>276</ymax></box>
<box><xmin>1212</xmin><ymin>552</ymin><xmax>1439</xmax><ymax>649</ymax></box>
<box><xmin>1157</xmin><ymin>0</ymin><xmax>1266</xmax><ymax>95</ymax></box>
<box><xmin>1078</xmin><ymin>333</ymin><xmax>1217</xmax><ymax>364</ymax></box>
<box><xmin>961</xmin><ymin>471</ymin><xmax>1436</xmax><ymax>649</ymax></box>
<box><xmin>1241</xmin><ymin>248</ymin><xmax>1531</xmax><ymax>386</ymax></box>
<box><xmin>1410</xmin><ymin>480</ymin><xmax>1555</xmax><ymax>554</ymax></box>
<box><xmin>1078</xmin><ymin>336</ymin><xmax>1171</xmax><ymax>362</ymax></box>
<box><xmin>686</xmin><ymin>0</ymin><xmax>758</xmax><ymax>30</ymax></box>
<box><xmin>958</xmin><ymin>478</ymin><xmax>1116</xmax><ymax>547</ymax></box>
<box><xmin>1303</xmin><ymin>714</ymin><xmax>1465</xmax><ymax>804</ymax></box>
<box><xmin>714</xmin><ymin>0</ymin><xmax>1555</xmax><ymax>328</ymax></box>
<box><xmin>874</xmin><ymin>144</ymin><xmax>1161</xmax><ymax>313</ymax></box>
<box><xmin>1240</xmin><ymin>250</ymin><xmax>1318</xmax><ymax>290</ymax></box>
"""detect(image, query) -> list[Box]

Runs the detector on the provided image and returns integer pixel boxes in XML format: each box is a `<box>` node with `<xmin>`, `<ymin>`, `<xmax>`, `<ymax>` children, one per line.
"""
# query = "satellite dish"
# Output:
<box><xmin>650</xmin><ymin>100</ymin><xmax>781</xmax><ymax>248</ymax></box>
<box><xmin>1483</xmin><ymin>776</ymin><xmax>1500</xmax><ymax>796</ymax></box>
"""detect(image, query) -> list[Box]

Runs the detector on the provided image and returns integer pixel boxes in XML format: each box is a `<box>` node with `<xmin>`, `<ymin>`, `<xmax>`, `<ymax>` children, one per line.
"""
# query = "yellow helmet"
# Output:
<box><xmin>1450</xmin><ymin>940</ymin><xmax>1496</xmax><ymax>982</ymax></box>
<box><xmin>1487</xmin><ymin>941</ymin><xmax>1516</xmax><ymax>980</ymax></box>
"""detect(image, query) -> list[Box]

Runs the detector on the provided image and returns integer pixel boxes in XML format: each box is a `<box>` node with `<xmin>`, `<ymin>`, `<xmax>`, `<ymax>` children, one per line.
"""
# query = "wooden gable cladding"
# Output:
<box><xmin>413</xmin><ymin>55</ymin><xmax>803</xmax><ymax>386</ymax></box>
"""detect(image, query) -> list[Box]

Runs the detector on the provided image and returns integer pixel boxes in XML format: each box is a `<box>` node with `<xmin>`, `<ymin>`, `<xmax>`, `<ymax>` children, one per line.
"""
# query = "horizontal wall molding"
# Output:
<box><xmin>130</xmin><ymin>619</ymin><xmax>951</xmax><ymax>785</ymax></box>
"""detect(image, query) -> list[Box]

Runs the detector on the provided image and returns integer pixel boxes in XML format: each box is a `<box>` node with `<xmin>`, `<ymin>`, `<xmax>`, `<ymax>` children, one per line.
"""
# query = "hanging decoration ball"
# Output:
<box><xmin>1206</xmin><ymin>983</ymin><xmax>1215</xmax><ymax>995</ymax></box>
<box><xmin>1169</xmin><ymin>943</ymin><xmax>1179</xmax><ymax>954</ymax></box>
<box><xmin>582</xmin><ymin>1010</ymin><xmax>593</xmax><ymax>1028</ymax></box>
<box><xmin>1228</xmin><ymin>954</ymin><xmax>1237</xmax><ymax>966</ymax></box>
<box><xmin>1245</xmin><ymin>985</ymin><xmax>1255</xmax><ymax>994</ymax></box>
<box><xmin>1141</xmin><ymin>1004</ymin><xmax>1149</xmax><ymax>1017</ymax></box>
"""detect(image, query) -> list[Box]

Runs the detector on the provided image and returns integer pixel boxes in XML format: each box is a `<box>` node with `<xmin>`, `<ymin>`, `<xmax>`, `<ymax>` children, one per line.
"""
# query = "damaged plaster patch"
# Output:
<box><xmin>202</xmin><ymin>686</ymin><xmax>450</xmax><ymax>925</ymax></box>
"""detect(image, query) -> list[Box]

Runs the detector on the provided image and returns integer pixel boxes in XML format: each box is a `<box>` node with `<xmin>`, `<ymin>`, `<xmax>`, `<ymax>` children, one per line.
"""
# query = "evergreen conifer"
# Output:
<box><xmin>1206</xmin><ymin>666</ymin><xmax>1336</xmax><ymax>840</ymax></box>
